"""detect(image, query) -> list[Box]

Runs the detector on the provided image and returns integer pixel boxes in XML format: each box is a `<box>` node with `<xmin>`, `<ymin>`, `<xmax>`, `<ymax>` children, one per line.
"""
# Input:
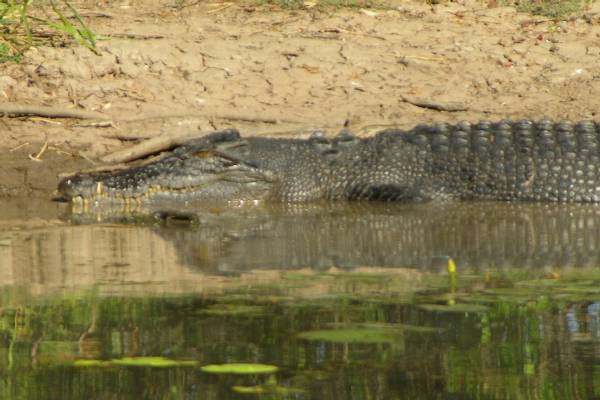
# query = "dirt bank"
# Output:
<box><xmin>2</xmin><ymin>0</ymin><xmax>600</xmax><ymax>197</ymax></box>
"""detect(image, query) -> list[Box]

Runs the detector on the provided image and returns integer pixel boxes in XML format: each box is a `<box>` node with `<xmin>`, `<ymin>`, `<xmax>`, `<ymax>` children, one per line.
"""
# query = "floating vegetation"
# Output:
<box><xmin>72</xmin><ymin>357</ymin><xmax>198</xmax><ymax>368</ymax></box>
<box><xmin>111</xmin><ymin>357</ymin><xmax>198</xmax><ymax>368</ymax></box>
<box><xmin>360</xmin><ymin>322</ymin><xmax>443</xmax><ymax>334</ymax></box>
<box><xmin>200</xmin><ymin>363</ymin><xmax>279</xmax><ymax>375</ymax></box>
<box><xmin>297</xmin><ymin>328</ymin><xmax>399</xmax><ymax>343</ymax></box>
<box><xmin>73</xmin><ymin>359</ymin><xmax>112</xmax><ymax>367</ymax></box>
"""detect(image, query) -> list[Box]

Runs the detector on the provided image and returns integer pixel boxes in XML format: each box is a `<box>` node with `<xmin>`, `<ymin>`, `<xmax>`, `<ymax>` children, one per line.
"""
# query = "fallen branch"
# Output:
<box><xmin>0</xmin><ymin>104</ymin><xmax>110</xmax><ymax>120</ymax></box>
<box><xmin>0</xmin><ymin>103</ymin><xmax>305</xmax><ymax>125</ymax></box>
<box><xmin>400</xmin><ymin>96</ymin><xmax>468</xmax><ymax>112</ymax></box>
<box><xmin>99</xmin><ymin>132</ymin><xmax>204</xmax><ymax>164</ymax></box>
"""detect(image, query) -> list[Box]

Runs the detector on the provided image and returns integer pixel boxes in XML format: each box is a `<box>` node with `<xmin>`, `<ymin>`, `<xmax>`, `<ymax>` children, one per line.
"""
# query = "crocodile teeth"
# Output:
<box><xmin>95</xmin><ymin>181</ymin><xmax>104</xmax><ymax>196</ymax></box>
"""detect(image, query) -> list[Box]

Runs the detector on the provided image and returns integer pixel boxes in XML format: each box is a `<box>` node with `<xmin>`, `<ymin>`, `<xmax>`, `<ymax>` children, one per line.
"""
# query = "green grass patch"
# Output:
<box><xmin>502</xmin><ymin>0</ymin><xmax>594</xmax><ymax>18</ymax></box>
<box><xmin>0</xmin><ymin>0</ymin><xmax>97</xmax><ymax>63</ymax></box>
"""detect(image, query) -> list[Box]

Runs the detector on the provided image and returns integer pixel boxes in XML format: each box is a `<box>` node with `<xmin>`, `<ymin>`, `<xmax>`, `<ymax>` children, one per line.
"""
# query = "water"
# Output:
<box><xmin>2</xmin><ymin>200</ymin><xmax>600</xmax><ymax>399</ymax></box>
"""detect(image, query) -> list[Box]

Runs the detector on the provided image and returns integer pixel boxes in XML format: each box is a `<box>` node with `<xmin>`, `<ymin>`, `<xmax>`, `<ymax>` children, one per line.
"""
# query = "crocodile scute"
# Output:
<box><xmin>57</xmin><ymin>120</ymin><xmax>600</xmax><ymax>205</ymax></box>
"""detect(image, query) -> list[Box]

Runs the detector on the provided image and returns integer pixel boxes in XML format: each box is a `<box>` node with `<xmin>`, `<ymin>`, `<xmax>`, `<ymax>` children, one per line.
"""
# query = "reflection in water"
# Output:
<box><xmin>2</xmin><ymin>201</ymin><xmax>600</xmax><ymax>398</ymax></box>
<box><xmin>2</xmin><ymin>271</ymin><xmax>600</xmax><ymax>399</ymax></box>
<box><xmin>3</xmin><ymin>202</ymin><xmax>600</xmax><ymax>292</ymax></box>
<box><xmin>158</xmin><ymin>202</ymin><xmax>600</xmax><ymax>272</ymax></box>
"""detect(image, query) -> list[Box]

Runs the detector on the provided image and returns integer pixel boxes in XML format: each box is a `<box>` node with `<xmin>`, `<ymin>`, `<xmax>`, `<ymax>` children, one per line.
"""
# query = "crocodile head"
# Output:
<box><xmin>57</xmin><ymin>130</ymin><xmax>277</xmax><ymax>209</ymax></box>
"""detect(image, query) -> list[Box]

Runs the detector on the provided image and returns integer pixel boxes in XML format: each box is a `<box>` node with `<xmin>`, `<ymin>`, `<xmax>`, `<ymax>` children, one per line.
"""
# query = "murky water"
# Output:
<box><xmin>3</xmin><ymin>200</ymin><xmax>600</xmax><ymax>399</ymax></box>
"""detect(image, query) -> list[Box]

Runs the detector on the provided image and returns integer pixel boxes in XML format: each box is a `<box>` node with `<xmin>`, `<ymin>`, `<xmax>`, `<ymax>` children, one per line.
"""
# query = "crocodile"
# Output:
<box><xmin>57</xmin><ymin>119</ymin><xmax>600</xmax><ymax>206</ymax></box>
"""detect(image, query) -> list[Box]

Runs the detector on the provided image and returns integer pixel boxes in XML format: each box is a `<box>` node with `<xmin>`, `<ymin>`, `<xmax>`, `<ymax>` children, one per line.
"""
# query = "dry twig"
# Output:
<box><xmin>104</xmin><ymin>33</ymin><xmax>165</xmax><ymax>39</ymax></box>
<box><xmin>121</xmin><ymin>111</ymin><xmax>302</xmax><ymax>125</ymax></box>
<box><xmin>207</xmin><ymin>3</ymin><xmax>233</xmax><ymax>14</ymax></box>
<box><xmin>99</xmin><ymin>132</ymin><xmax>205</xmax><ymax>164</ymax></box>
<box><xmin>9</xmin><ymin>142</ymin><xmax>29</xmax><ymax>152</ymax></box>
<box><xmin>400</xmin><ymin>96</ymin><xmax>468</xmax><ymax>112</ymax></box>
<box><xmin>0</xmin><ymin>104</ymin><xmax>110</xmax><ymax>120</ymax></box>
<box><xmin>28</xmin><ymin>139</ymin><xmax>49</xmax><ymax>162</ymax></box>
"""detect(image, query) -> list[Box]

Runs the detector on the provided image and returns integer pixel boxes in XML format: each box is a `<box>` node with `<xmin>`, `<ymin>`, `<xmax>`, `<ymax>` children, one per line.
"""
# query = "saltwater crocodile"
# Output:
<box><xmin>58</xmin><ymin>120</ymin><xmax>600</xmax><ymax>206</ymax></box>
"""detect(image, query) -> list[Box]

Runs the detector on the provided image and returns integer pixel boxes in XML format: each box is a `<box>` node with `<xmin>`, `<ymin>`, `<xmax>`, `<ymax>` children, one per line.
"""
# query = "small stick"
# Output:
<box><xmin>104</xmin><ymin>33</ymin><xmax>165</xmax><ymax>39</ymax></box>
<box><xmin>9</xmin><ymin>142</ymin><xmax>29</xmax><ymax>152</ymax></box>
<box><xmin>28</xmin><ymin>140</ymin><xmax>49</xmax><ymax>162</ymax></box>
<box><xmin>100</xmin><ymin>133</ymin><xmax>153</xmax><ymax>141</ymax></box>
<box><xmin>400</xmin><ymin>96</ymin><xmax>468</xmax><ymax>112</ymax></box>
<box><xmin>121</xmin><ymin>111</ymin><xmax>303</xmax><ymax>124</ymax></box>
<box><xmin>0</xmin><ymin>103</ymin><xmax>110</xmax><ymax>120</ymax></box>
<box><xmin>207</xmin><ymin>3</ymin><xmax>232</xmax><ymax>14</ymax></box>
<box><xmin>73</xmin><ymin>121</ymin><xmax>115</xmax><ymax>128</ymax></box>
<box><xmin>76</xmin><ymin>11</ymin><xmax>113</xmax><ymax>18</ymax></box>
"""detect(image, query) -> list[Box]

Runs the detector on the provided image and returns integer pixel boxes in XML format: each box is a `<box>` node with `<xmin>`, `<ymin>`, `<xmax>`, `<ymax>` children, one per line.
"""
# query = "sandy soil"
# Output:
<box><xmin>2</xmin><ymin>0</ymin><xmax>600</xmax><ymax>198</ymax></box>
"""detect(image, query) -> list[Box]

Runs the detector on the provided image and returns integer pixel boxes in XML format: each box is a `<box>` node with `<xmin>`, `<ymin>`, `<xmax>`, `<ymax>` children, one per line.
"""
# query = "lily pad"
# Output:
<box><xmin>297</xmin><ymin>328</ymin><xmax>398</xmax><ymax>343</ymax></box>
<box><xmin>112</xmin><ymin>357</ymin><xmax>197</xmax><ymax>368</ymax></box>
<box><xmin>73</xmin><ymin>359</ymin><xmax>112</xmax><ymax>367</ymax></box>
<box><xmin>200</xmin><ymin>363</ymin><xmax>279</xmax><ymax>375</ymax></box>
<box><xmin>232</xmin><ymin>385</ymin><xmax>266</xmax><ymax>394</ymax></box>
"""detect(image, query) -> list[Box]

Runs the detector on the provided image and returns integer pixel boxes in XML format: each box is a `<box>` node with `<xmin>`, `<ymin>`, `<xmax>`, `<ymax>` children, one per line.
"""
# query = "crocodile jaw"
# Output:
<box><xmin>57</xmin><ymin>159</ymin><xmax>276</xmax><ymax>208</ymax></box>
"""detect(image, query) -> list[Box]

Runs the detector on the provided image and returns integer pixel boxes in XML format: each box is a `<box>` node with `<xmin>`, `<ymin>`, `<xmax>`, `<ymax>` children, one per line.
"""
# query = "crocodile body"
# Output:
<box><xmin>58</xmin><ymin>120</ymin><xmax>600</xmax><ymax>205</ymax></box>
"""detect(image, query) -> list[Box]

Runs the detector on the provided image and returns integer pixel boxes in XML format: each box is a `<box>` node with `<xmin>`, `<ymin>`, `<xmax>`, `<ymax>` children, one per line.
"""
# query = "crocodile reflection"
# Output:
<box><xmin>66</xmin><ymin>202</ymin><xmax>600</xmax><ymax>273</ymax></box>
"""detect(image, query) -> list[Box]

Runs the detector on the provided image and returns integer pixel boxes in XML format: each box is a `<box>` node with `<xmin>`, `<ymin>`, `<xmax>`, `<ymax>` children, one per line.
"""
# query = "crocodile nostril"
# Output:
<box><xmin>57</xmin><ymin>178</ymin><xmax>74</xmax><ymax>195</ymax></box>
